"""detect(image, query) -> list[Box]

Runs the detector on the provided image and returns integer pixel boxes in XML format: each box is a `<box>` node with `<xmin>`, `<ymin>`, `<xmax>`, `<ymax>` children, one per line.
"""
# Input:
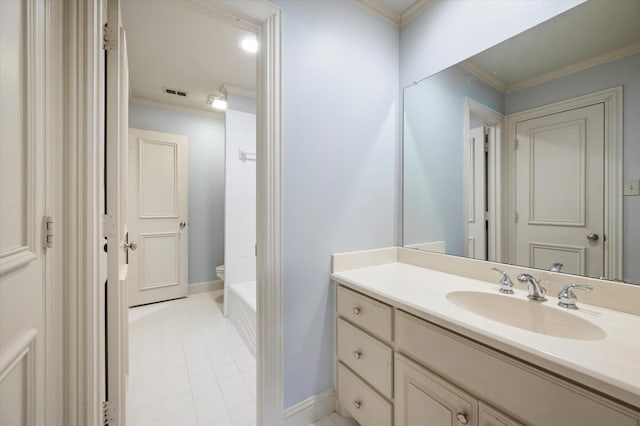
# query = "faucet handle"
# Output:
<box><xmin>557</xmin><ymin>284</ymin><xmax>593</xmax><ymax>309</ymax></box>
<box><xmin>491</xmin><ymin>267</ymin><xmax>514</xmax><ymax>294</ymax></box>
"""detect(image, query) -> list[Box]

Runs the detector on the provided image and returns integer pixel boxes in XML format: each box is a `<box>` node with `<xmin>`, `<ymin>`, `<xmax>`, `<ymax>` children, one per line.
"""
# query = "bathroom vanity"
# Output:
<box><xmin>332</xmin><ymin>248</ymin><xmax>640</xmax><ymax>426</ymax></box>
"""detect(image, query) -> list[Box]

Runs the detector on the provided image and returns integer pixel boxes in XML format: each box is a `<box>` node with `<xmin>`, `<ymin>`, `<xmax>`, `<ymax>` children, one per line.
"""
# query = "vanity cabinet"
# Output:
<box><xmin>395</xmin><ymin>355</ymin><xmax>478</xmax><ymax>426</ymax></box>
<box><xmin>335</xmin><ymin>286</ymin><xmax>394</xmax><ymax>423</ymax></box>
<box><xmin>334</xmin><ymin>284</ymin><xmax>640</xmax><ymax>426</ymax></box>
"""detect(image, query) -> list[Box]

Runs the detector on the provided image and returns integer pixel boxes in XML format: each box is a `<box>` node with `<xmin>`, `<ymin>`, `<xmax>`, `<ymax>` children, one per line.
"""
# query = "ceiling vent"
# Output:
<box><xmin>162</xmin><ymin>87</ymin><xmax>188</xmax><ymax>97</ymax></box>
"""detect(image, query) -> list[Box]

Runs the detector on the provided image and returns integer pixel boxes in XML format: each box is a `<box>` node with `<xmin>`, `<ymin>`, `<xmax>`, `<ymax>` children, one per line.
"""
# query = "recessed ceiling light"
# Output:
<box><xmin>208</xmin><ymin>95</ymin><xmax>227</xmax><ymax>111</ymax></box>
<box><xmin>240</xmin><ymin>36</ymin><xmax>258</xmax><ymax>53</ymax></box>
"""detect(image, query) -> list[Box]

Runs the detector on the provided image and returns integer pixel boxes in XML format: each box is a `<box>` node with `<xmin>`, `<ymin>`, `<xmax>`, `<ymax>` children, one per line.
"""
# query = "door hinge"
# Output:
<box><xmin>255</xmin><ymin>244</ymin><xmax>258</xmax><ymax>257</ymax></box>
<box><xmin>103</xmin><ymin>215</ymin><xmax>116</xmax><ymax>238</ymax></box>
<box><xmin>484</xmin><ymin>141</ymin><xmax>489</xmax><ymax>152</ymax></box>
<box><xmin>103</xmin><ymin>24</ymin><xmax>115</xmax><ymax>51</ymax></box>
<box><xmin>484</xmin><ymin>126</ymin><xmax>490</xmax><ymax>136</ymax></box>
<box><xmin>102</xmin><ymin>400</ymin><xmax>116</xmax><ymax>425</ymax></box>
<box><xmin>514</xmin><ymin>139</ymin><xmax>519</xmax><ymax>150</ymax></box>
<box><xmin>484</xmin><ymin>211</ymin><xmax>489</xmax><ymax>221</ymax></box>
<box><xmin>43</xmin><ymin>216</ymin><xmax>54</xmax><ymax>249</ymax></box>
<box><xmin>514</xmin><ymin>212</ymin><xmax>519</xmax><ymax>224</ymax></box>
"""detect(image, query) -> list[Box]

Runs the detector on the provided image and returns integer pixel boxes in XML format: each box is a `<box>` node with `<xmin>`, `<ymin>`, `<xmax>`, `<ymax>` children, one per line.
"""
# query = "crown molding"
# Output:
<box><xmin>130</xmin><ymin>96</ymin><xmax>224</xmax><ymax>117</ymax></box>
<box><xmin>353</xmin><ymin>0</ymin><xmax>433</xmax><ymax>27</ymax></box>
<box><xmin>352</xmin><ymin>0</ymin><xmax>400</xmax><ymax>26</ymax></box>
<box><xmin>400</xmin><ymin>0</ymin><xmax>435</xmax><ymax>26</ymax></box>
<box><xmin>505</xmin><ymin>41</ymin><xmax>640</xmax><ymax>93</ymax></box>
<box><xmin>220</xmin><ymin>83</ymin><xmax>257</xmax><ymax>98</ymax></box>
<box><xmin>459</xmin><ymin>61</ymin><xmax>507</xmax><ymax>93</ymax></box>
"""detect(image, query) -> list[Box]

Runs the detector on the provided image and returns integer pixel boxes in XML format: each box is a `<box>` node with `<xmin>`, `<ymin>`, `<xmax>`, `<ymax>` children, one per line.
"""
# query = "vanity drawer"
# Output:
<box><xmin>337</xmin><ymin>318</ymin><xmax>393</xmax><ymax>398</ymax></box>
<box><xmin>395</xmin><ymin>310</ymin><xmax>640</xmax><ymax>426</ymax></box>
<box><xmin>337</xmin><ymin>285</ymin><xmax>392</xmax><ymax>341</ymax></box>
<box><xmin>337</xmin><ymin>362</ymin><xmax>392</xmax><ymax>426</ymax></box>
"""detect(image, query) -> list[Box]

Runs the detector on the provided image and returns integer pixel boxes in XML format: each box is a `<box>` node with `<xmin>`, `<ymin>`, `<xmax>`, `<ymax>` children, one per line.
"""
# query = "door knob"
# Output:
<box><xmin>180</xmin><ymin>221</ymin><xmax>187</xmax><ymax>229</ymax></box>
<box><xmin>587</xmin><ymin>233</ymin><xmax>599</xmax><ymax>242</ymax></box>
<box><xmin>124</xmin><ymin>241</ymin><xmax>137</xmax><ymax>251</ymax></box>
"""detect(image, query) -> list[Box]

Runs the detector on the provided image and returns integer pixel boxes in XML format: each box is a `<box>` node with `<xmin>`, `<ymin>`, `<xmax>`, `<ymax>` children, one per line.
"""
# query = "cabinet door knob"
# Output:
<box><xmin>353</xmin><ymin>306</ymin><xmax>361</xmax><ymax>315</ymax></box>
<box><xmin>353</xmin><ymin>350</ymin><xmax>362</xmax><ymax>359</ymax></box>
<box><xmin>353</xmin><ymin>400</ymin><xmax>362</xmax><ymax>410</ymax></box>
<box><xmin>456</xmin><ymin>412</ymin><xmax>469</xmax><ymax>425</ymax></box>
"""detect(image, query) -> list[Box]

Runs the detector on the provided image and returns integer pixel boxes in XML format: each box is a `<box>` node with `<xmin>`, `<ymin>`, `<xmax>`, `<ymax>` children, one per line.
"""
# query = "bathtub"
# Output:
<box><xmin>228</xmin><ymin>281</ymin><xmax>256</xmax><ymax>356</ymax></box>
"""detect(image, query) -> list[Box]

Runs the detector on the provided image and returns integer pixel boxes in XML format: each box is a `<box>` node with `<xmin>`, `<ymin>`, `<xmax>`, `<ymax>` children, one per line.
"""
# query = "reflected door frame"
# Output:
<box><xmin>505</xmin><ymin>87</ymin><xmax>623</xmax><ymax>280</ymax></box>
<box><xmin>463</xmin><ymin>97</ymin><xmax>505</xmax><ymax>262</ymax></box>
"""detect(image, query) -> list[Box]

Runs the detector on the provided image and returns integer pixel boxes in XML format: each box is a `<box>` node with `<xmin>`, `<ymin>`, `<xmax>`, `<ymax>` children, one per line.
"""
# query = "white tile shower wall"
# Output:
<box><xmin>224</xmin><ymin>109</ymin><xmax>257</xmax><ymax>286</ymax></box>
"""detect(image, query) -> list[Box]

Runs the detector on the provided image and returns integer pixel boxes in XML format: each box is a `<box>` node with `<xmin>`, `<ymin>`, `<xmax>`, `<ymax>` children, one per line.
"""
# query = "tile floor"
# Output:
<box><xmin>127</xmin><ymin>290</ymin><xmax>256</xmax><ymax>426</ymax></box>
<box><xmin>127</xmin><ymin>290</ymin><xmax>355</xmax><ymax>426</ymax></box>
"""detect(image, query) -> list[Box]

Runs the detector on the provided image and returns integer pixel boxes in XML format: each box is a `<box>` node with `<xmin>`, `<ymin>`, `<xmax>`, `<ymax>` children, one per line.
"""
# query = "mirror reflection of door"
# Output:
<box><xmin>467</xmin><ymin>126</ymin><xmax>488</xmax><ymax>260</ymax></box>
<box><xmin>513</xmin><ymin>103</ymin><xmax>605</xmax><ymax>278</ymax></box>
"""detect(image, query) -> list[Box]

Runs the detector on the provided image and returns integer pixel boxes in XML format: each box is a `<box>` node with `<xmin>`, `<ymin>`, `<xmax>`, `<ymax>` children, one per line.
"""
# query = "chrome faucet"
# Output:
<box><xmin>491</xmin><ymin>267</ymin><xmax>514</xmax><ymax>294</ymax></box>
<box><xmin>517</xmin><ymin>273</ymin><xmax>546</xmax><ymax>301</ymax></box>
<box><xmin>557</xmin><ymin>284</ymin><xmax>593</xmax><ymax>309</ymax></box>
<box><xmin>549</xmin><ymin>263</ymin><xmax>564</xmax><ymax>273</ymax></box>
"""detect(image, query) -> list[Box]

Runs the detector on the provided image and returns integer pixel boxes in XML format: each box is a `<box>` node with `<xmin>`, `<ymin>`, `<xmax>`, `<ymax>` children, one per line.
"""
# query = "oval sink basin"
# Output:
<box><xmin>446</xmin><ymin>291</ymin><xmax>606</xmax><ymax>341</ymax></box>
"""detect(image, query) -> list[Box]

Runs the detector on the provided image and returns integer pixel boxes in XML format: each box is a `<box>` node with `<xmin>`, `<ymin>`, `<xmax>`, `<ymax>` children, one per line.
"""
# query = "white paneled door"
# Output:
<box><xmin>466</xmin><ymin>126</ymin><xmax>487</xmax><ymax>261</ymax></box>
<box><xmin>0</xmin><ymin>1</ymin><xmax>47</xmax><ymax>425</ymax></box>
<box><xmin>105</xmin><ymin>0</ymin><xmax>130</xmax><ymax>424</ymax></box>
<box><xmin>514</xmin><ymin>103</ymin><xmax>604</xmax><ymax>278</ymax></box>
<box><xmin>127</xmin><ymin>128</ymin><xmax>188</xmax><ymax>307</ymax></box>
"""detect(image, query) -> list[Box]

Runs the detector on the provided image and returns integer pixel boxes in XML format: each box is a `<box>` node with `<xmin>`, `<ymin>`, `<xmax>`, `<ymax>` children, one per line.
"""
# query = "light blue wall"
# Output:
<box><xmin>271</xmin><ymin>0</ymin><xmax>399</xmax><ymax>408</ymax></box>
<box><xmin>506</xmin><ymin>53</ymin><xmax>640</xmax><ymax>284</ymax></box>
<box><xmin>227</xmin><ymin>93</ymin><xmax>256</xmax><ymax>114</ymax></box>
<box><xmin>129</xmin><ymin>102</ymin><xmax>225</xmax><ymax>284</ymax></box>
<box><xmin>403</xmin><ymin>65</ymin><xmax>504</xmax><ymax>255</ymax></box>
<box><xmin>400</xmin><ymin>0</ymin><xmax>584</xmax><ymax>88</ymax></box>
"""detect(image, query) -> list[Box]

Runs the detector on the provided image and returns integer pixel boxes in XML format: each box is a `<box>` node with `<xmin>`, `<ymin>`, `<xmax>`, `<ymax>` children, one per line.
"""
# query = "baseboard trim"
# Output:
<box><xmin>188</xmin><ymin>279</ymin><xmax>224</xmax><ymax>295</ymax></box>
<box><xmin>284</xmin><ymin>388</ymin><xmax>336</xmax><ymax>426</ymax></box>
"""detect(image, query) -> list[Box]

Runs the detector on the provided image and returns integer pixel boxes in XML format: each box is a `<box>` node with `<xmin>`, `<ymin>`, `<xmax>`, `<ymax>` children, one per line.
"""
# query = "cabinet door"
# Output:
<box><xmin>479</xmin><ymin>403</ymin><xmax>523</xmax><ymax>426</ymax></box>
<box><xmin>396</xmin><ymin>355</ymin><xmax>477</xmax><ymax>426</ymax></box>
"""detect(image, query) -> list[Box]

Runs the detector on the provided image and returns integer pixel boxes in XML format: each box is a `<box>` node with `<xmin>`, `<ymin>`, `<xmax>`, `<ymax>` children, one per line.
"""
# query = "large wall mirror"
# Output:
<box><xmin>403</xmin><ymin>0</ymin><xmax>640</xmax><ymax>284</ymax></box>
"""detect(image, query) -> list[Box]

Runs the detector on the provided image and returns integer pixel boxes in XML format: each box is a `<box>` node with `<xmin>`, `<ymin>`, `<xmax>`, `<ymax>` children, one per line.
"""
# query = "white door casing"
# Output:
<box><xmin>0</xmin><ymin>1</ymin><xmax>48</xmax><ymax>425</ymax></box>
<box><xmin>514</xmin><ymin>103</ymin><xmax>604</xmax><ymax>278</ymax></box>
<box><xmin>466</xmin><ymin>126</ymin><xmax>487</xmax><ymax>260</ymax></box>
<box><xmin>105</xmin><ymin>0</ymin><xmax>129</xmax><ymax>423</ymax></box>
<box><xmin>127</xmin><ymin>128</ymin><xmax>189</xmax><ymax>307</ymax></box>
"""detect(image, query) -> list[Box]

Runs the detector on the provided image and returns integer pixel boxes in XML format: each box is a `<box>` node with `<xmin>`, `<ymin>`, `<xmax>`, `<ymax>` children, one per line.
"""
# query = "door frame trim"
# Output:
<box><xmin>505</xmin><ymin>86</ymin><xmax>623</xmax><ymax>280</ymax></box>
<box><xmin>64</xmin><ymin>0</ymin><xmax>284</xmax><ymax>424</ymax></box>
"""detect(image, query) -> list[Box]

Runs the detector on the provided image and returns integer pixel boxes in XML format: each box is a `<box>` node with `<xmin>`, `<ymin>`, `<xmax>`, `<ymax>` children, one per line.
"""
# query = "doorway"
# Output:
<box><xmin>120</xmin><ymin>1</ymin><xmax>259</xmax><ymax>424</ymax></box>
<box><xmin>64</xmin><ymin>0</ymin><xmax>284</xmax><ymax>424</ymax></box>
<box><xmin>463</xmin><ymin>97</ymin><xmax>505</xmax><ymax>262</ymax></box>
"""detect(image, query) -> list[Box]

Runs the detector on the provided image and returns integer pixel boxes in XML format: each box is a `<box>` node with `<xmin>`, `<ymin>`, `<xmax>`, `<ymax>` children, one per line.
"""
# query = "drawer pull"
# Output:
<box><xmin>353</xmin><ymin>306</ymin><xmax>361</xmax><ymax>315</ymax></box>
<box><xmin>353</xmin><ymin>350</ymin><xmax>362</xmax><ymax>359</ymax></box>
<box><xmin>456</xmin><ymin>412</ymin><xmax>469</xmax><ymax>425</ymax></box>
<box><xmin>354</xmin><ymin>400</ymin><xmax>362</xmax><ymax>410</ymax></box>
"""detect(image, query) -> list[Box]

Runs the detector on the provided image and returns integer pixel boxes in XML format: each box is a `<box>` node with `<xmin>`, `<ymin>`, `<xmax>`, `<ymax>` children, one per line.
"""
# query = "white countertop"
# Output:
<box><xmin>332</xmin><ymin>262</ymin><xmax>640</xmax><ymax>409</ymax></box>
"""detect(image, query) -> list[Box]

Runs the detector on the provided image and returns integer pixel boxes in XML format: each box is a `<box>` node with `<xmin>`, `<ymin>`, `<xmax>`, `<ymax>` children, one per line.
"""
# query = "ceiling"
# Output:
<box><xmin>464</xmin><ymin>0</ymin><xmax>640</xmax><ymax>91</ymax></box>
<box><xmin>121</xmin><ymin>0</ymin><xmax>257</xmax><ymax>112</ymax></box>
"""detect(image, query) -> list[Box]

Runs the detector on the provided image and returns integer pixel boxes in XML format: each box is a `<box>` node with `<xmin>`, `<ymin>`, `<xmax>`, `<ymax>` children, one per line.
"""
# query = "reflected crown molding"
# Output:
<box><xmin>505</xmin><ymin>41</ymin><xmax>640</xmax><ymax>93</ymax></box>
<box><xmin>459</xmin><ymin>61</ymin><xmax>507</xmax><ymax>93</ymax></box>
<box><xmin>460</xmin><ymin>41</ymin><xmax>640</xmax><ymax>95</ymax></box>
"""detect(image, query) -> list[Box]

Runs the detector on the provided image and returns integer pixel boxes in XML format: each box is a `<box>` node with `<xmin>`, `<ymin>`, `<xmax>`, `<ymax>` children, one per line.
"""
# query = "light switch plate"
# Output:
<box><xmin>624</xmin><ymin>179</ymin><xmax>640</xmax><ymax>196</ymax></box>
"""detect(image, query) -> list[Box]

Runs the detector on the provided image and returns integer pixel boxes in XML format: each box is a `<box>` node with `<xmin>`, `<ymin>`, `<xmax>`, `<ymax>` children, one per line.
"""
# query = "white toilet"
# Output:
<box><xmin>216</xmin><ymin>265</ymin><xmax>225</xmax><ymax>281</ymax></box>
